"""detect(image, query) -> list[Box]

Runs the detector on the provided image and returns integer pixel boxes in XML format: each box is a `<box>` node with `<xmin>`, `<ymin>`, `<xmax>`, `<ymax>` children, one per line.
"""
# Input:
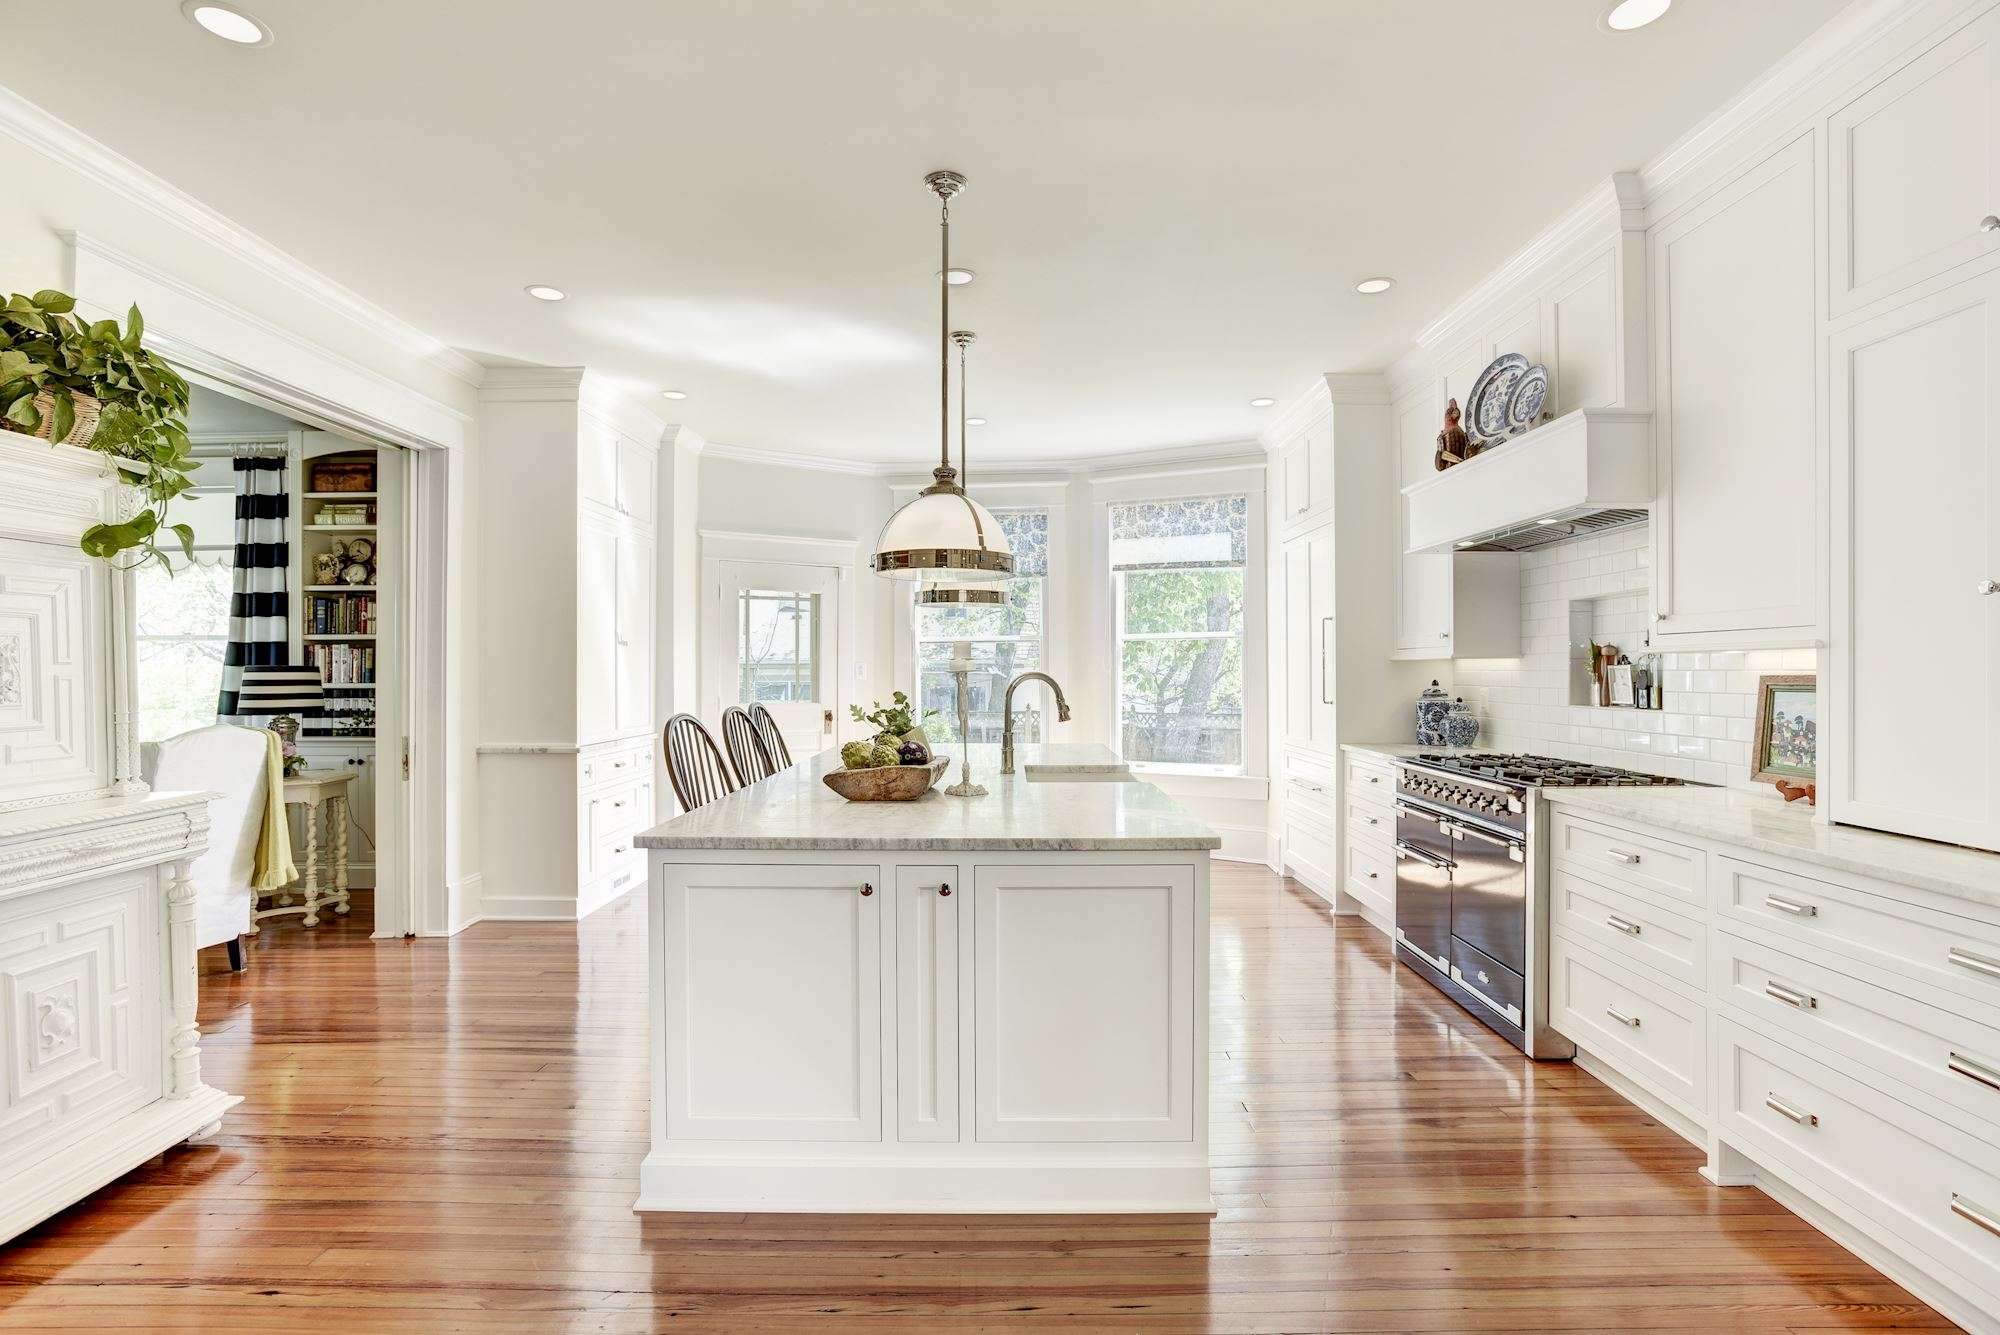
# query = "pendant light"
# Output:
<box><xmin>872</xmin><ymin>170</ymin><xmax>1014</xmax><ymax>583</ymax></box>
<box><xmin>919</xmin><ymin>329</ymin><xmax>1005</xmax><ymax>607</ymax></box>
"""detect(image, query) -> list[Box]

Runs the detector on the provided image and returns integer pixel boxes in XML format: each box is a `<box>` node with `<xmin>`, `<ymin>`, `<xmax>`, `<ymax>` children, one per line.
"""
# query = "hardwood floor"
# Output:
<box><xmin>0</xmin><ymin>863</ymin><xmax>1954</xmax><ymax>1333</ymax></box>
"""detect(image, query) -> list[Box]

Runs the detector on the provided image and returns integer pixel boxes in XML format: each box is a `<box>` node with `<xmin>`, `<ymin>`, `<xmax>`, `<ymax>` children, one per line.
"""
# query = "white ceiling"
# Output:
<box><xmin>3</xmin><ymin>1</ymin><xmax>1846</xmax><ymax>464</ymax></box>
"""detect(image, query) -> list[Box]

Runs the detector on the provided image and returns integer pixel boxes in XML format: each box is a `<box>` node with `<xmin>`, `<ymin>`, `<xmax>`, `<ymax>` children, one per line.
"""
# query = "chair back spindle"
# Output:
<box><xmin>720</xmin><ymin>705</ymin><xmax>776</xmax><ymax>787</ymax></box>
<box><xmin>662</xmin><ymin>714</ymin><xmax>738</xmax><ymax>813</ymax></box>
<box><xmin>748</xmin><ymin>703</ymin><xmax>794</xmax><ymax>770</ymax></box>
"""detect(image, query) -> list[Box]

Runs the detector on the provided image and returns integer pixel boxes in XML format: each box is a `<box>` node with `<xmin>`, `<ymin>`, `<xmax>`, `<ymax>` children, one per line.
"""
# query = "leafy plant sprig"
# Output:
<box><xmin>849</xmin><ymin>690</ymin><xmax>938</xmax><ymax>738</ymax></box>
<box><xmin>1</xmin><ymin>290</ymin><xmax>197</xmax><ymax>568</ymax></box>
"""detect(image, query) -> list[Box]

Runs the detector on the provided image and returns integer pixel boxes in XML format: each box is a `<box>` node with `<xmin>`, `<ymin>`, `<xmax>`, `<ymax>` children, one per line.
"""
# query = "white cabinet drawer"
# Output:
<box><xmin>582</xmin><ymin>742</ymin><xmax>648</xmax><ymax>789</ymax></box>
<box><xmin>1716</xmin><ymin>856</ymin><xmax>2000</xmax><ymax>1024</ymax></box>
<box><xmin>1551</xmin><ymin>934</ymin><xmax>1706</xmax><ymax>1121</ymax></box>
<box><xmin>1283</xmin><ymin>816</ymin><xmax>1337</xmax><ymax>899</ymax></box>
<box><xmin>1344</xmin><ymin>838</ymin><xmax>1393</xmax><ymax>920</ymax></box>
<box><xmin>1717</xmin><ymin>930</ymin><xmax>2000</xmax><ymax>1139</ymax></box>
<box><xmin>1551</xmin><ymin>867</ymin><xmax>1705</xmax><ymax>990</ymax></box>
<box><xmin>1717</xmin><ymin>1017</ymin><xmax>2000</xmax><ymax>1315</ymax></box>
<box><xmin>1285</xmin><ymin>774</ymin><xmax>1336</xmax><ymax>821</ymax></box>
<box><xmin>1343</xmin><ymin>753</ymin><xmax>1396</xmax><ymax>808</ymax></box>
<box><xmin>588</xmin><ymin>780</ymin><xmax>651</xmax><ymax>847</ymax></box>
<box><xmin>1547</xmin><ymin>808</ymin><xmax>1704</xmax><ymax>910</ymax></box>
<box><xmin>1344</xmin><ymin>794</ymin><xmax>1393</xmax><ymax>848</ymax></box>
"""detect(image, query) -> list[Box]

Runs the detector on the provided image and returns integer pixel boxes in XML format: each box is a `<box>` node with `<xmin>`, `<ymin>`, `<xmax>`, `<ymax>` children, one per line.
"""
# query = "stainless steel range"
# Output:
<box><xmin>1392</xmin><ymin>752</ymin><xmax>1683</xmax><ymax>1057</ymax></box>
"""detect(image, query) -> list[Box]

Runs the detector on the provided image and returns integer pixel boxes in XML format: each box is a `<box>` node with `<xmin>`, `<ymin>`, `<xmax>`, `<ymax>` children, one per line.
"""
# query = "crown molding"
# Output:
<box><xmin>476</xmin><ymin>365</ymin><xmax>588</xmax><ymax>403</ymax></box>
<box><xmin>701</xmin><ymin>439</ymin><xmax>888</xmax><ymax>476</ymax></box>
<box><xmin>0</xmin><ymin>83</ymin><xmax>484</xmax><ymax>389</ymax></box>
<box><xmin>1322</xmin><ymin>372</ymin><xmax>1392</xmax><ymax>406</ymax></box>
<box><xmin>1261</xmin><ymin>377</ymin><xmax>1333</xmax><ymax>449</ymax></box>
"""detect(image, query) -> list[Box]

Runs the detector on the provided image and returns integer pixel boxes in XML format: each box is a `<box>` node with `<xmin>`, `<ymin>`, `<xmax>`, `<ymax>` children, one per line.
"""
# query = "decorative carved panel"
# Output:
<box><xmin>0</xmin><ymin>872</ymin><xmax>161</xmax><ymax>1173</ymax></box>
<box><xmin>0</xmin><ymin>536</ymin><xmax>108</xmax><ymax>808</ymax></box>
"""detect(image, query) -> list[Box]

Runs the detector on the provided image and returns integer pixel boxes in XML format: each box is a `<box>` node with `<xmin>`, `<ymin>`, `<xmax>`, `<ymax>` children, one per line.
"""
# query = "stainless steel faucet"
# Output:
<box><xmin>1000</xmin><ymin>672</ymin><xmax>1071</xmax><ymax>774</ymax></box>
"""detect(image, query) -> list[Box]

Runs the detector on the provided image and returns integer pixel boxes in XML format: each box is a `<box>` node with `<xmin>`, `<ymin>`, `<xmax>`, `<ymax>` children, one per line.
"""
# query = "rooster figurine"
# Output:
<box><xmin>1435</xmin><ymin>398</ymin><xmax>1470</xmax><ymax>470</ymax></box>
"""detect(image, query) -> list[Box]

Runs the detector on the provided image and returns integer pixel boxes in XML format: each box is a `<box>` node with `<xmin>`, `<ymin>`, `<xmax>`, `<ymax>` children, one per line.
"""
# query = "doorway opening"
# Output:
<box><xmin>137</xmin><ymin>382</ymin><xmax>411</xmax><ymax>962</ymax></box>
<box><xmin>705</xmin><ymin>557</ymin><xmax>844</xmax><ymax>762</ymax></box>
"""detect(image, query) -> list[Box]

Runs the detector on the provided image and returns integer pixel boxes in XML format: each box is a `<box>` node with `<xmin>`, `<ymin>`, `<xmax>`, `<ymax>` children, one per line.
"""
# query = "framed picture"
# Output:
<box><xmin>1753</xmin><ymin>674</ymin><xmax>1817</xmax><ymax>783</ymax></box>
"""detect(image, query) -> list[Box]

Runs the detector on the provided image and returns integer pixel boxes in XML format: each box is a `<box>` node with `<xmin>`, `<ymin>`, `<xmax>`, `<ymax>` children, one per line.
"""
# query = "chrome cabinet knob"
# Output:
<box><xmin>1980</xmin><ymin>578</ymin><xmax>1999</xmax><ymax>595</ymax></box>
<box><xmin>1984</xmin><ymin>215</ymin><xmax>2000</xmax><ymax>233</ymax></box>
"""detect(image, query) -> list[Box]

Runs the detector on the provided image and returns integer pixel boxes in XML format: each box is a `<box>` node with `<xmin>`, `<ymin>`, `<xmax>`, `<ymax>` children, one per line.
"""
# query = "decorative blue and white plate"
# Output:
<box><xmin>1506</xmin><ymin>364</ymin><xmax>1550</xmax><ymax>434</ymax></box>
<box><xmin>1465</xmin><ymin>353</ymin><xmax>1529</xmax><ymax>445</ymax></box>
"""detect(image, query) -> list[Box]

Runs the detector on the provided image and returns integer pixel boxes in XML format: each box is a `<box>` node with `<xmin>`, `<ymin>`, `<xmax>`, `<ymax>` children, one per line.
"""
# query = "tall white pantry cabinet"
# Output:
<box><xmin>1823</xmin><ymin>6</ymin><xmax>2000</xmax><ymax>854</ymax></box>
<box><xmin>1269</xmin><ymin>375</ymin><xmax>1435</xmax><ymax>925</ymax></box>
<box><xmin>0</xmin><ymin>435</ymin><xmax>237</xmax><ymax>1243</ymax></box>
<box><xmin>475</xmin><ymin>369</ymin><xmax>660</xmax><ymax>920</ymax></box>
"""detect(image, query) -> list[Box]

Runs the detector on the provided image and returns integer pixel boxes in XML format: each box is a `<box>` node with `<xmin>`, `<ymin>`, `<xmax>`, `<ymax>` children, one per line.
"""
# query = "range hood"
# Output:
<box><xmin>1402</xmin><ymin>408</ymin><xmax>1653</xmax><ymax>555</ymax></box>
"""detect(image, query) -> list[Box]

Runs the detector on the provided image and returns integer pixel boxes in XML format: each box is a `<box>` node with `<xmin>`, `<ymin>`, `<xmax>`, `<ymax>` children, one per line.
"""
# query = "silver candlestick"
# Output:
<box><xmin>942</xmin><ymin>641</ymin><xmax>986</xmax><ymax>797</ymax></box>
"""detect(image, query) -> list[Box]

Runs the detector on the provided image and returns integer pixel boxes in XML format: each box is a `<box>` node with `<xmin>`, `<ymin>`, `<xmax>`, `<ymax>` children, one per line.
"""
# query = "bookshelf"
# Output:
<box><xmin>298</xmin><ymin>446</ymin><xmax>384</xmax><ymax>740</ymax></box>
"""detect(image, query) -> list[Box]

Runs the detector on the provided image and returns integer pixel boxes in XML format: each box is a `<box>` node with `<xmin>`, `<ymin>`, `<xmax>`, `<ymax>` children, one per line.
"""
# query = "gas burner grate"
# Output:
<box><xmin>1409</xmin><ymin>752</ymin><xmax>1683</xmax><ymax>789</ymax></box>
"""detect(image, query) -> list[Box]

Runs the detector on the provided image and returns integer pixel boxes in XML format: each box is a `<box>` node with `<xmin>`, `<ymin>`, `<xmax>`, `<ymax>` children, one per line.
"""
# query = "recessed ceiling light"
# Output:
<box><xmin>660</xmin><ymin>390</ymin><xmax>688</xmax><ymax>400</ymax></box>
<box><xmin>1602</xmin><ymin>0</ymin><xmax>1671</xmax><ymax>32</ymax></box>
<box><xmin>1534</xmin><ymin>517</ymin><xmax>1562</xmax><ymax>525</ymax></box>
<box><xmin>966</xmin><ymin>416</ymin><xmax>987</xmax><ymax>426</ymax></box>
<box><xmin>524</xmin><ymin>284</ymin><xmax>567</xmax><ymax>302</ymax></box>
<box><xmin>935</xmin><ymin>268</ymin><xmax>976</xmax><ymax>286</ymax></box>
<box><xmin>1249</xmin><ymin>397</ymin><xmax>1277</xmax><ymax>409</ymax></box>
<box><xmin>1456</xmin><ymin>540</ymin><xmax>1478</xmax><ymax>549</ymax></box>
<box><xmin>1356</xmin><ymin>277</ymin><xmax>1395</xmax><ymax>295</ymax></box>
<box><xmin>182</xmin><ymin>1</ymin><xmax>271</xmax><ymax>45</ymax></box>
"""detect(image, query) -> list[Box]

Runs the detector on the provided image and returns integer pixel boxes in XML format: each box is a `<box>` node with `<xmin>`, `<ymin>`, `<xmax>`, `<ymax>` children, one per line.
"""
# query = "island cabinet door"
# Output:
<box><xmin>894</xmin><ymin>865</ymin><xmax>960</xmax><ymax>1142</ymax></box>
<box><xmin>660</xmin><ymin>863</ymin><xmax>882</xmax><ymax>1141</ymax></box>
<box><xmin>972</xmin><ymin>863</ymin><xmax>1195</xmax><ymax>1142</ymax></box>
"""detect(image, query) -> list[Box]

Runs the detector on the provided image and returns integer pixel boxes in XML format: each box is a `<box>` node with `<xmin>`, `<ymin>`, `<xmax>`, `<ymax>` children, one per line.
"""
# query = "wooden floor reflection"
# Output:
<box><xmin>0</xmin><ymin>866</ymin><xmax>1953</xmax><ymax>1332</ymax></box>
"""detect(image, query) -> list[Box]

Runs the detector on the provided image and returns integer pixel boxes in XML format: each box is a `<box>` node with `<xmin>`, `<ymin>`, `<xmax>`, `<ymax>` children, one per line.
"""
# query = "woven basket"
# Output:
<box><xmin>5</xmin><ymin>389</ymin><xmax>105</xmax><ymax>448</ymax></box>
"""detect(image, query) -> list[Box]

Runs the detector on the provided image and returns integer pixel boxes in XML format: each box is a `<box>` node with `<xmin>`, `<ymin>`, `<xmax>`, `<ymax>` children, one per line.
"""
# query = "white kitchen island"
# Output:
<box><xmin>634</xmin><ymin>744</ymin><xmax>1218</xmax><ymax>1213</ymax></box>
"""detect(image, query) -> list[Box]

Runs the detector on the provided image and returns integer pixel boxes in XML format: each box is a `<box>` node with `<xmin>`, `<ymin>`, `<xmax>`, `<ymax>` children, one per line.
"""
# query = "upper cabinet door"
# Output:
<box><xmin>1650</xmin><ymin>133</ymin><xmax>1819</xmax><ymax>645</ymax></box>
<box><xmin>579</xmin><ymin>417</ymin><xmax>619</xmax><ymax>514</ymax></box>
<box><xmin>577</xmin><ymin>521</ymin><xmax>618</xmax><ymax>742</ymax></box>
<box><xmin>617</xmin><ymin>437</ymin><xmax>657</xmax><ymax>527</ymax></box>
<box><xmin>614</xmin><ymin>531</ymin><xmax>653</xmax><ymax>734</ymax></box>
<box><xmin>1279</xmin><ymin>413</ymin><xmax>1333</xmax><ymax>532</ymax></box>
<box><xmin>1828</xmin><ymin>273</ymin><xmax>2000</xmax><ymax>853</ymax></box>
<box><xmin>1829</xmin><ymin>9</ymin><xmax>2000</xmax><ymax>319</ymax></box>
<box><xmin>1281</xmin><ymin>536</ymin><xmax>1313</xmax><ymax>749</ymax></box>
<box><xmin>1391</xmin><ymin>391</ymin><xmax>1452</xmax><ymax>658</ymax></box>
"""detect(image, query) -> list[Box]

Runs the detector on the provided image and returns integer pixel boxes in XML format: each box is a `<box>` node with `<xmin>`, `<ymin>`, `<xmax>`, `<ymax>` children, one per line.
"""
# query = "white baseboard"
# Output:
<box><xmin>478</xmin><ymin>891</ymin><xmax>581</xmax><ymax>922</ymax></box>
<box><xmin>1205</xmin><ymin>822</ymin><xmax>1272</xmax><ymax>865</ymax></box>
<box><xmin>1571</xmin><ymin>1046</ymin><xmax>1708</xmax><ymax>1150</ymax></box>
<box><xmin>636</xmin><ymin>1153</ymin><xmax>1213</xmax><ymax>1215</ymax></box>
<box><xmin>440</xmin><ymin>872</ymin><xmax>484</xmax><ymax>935</ymax></box>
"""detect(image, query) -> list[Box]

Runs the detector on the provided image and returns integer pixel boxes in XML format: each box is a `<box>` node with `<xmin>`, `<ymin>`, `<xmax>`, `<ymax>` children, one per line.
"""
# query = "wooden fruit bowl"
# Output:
<box><xmin>822</xmin><ymin>757</ymin><xmax>949</xmax><ymax>801</ymax></box>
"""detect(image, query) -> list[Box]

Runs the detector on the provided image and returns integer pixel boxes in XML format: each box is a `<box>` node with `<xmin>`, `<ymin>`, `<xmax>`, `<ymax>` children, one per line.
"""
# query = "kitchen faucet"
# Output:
<box><xmin>999</xmin><ymin>672</ymin><xmax>1071</xmax><ymax>774</ymax></box>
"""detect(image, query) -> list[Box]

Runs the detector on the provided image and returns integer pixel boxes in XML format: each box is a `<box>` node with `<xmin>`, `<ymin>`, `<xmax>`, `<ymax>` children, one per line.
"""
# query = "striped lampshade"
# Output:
<box><xmin>236</xmin><ymin>664</ymin><xmax>326</xmax><ymax>716</ymax></box>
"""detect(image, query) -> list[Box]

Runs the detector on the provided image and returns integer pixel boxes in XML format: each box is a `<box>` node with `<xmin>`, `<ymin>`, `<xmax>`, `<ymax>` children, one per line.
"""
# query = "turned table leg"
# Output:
<box><xmin>302</xmin><ymin>796</ymin><xmax>323</xmax><ymax>927</ymax></box>
<box><xmin>331</xmin><ymin>794</ymin><xmax>351</xmax><ymax>915</ymax></box>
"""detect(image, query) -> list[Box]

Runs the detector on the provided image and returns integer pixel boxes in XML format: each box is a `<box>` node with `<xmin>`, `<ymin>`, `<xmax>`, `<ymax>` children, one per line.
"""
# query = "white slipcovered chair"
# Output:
<box><xmin>141</xmin><ymin>723</ymin><xmax>271</xmax><ymax>971</ymax></box>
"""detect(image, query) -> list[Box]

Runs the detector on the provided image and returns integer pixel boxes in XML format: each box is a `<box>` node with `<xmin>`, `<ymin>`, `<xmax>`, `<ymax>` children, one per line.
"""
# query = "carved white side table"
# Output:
<box><xmin>250</xmin><ymin>769</ymin><xmax>355</xmax><ymax>932</ymax></box>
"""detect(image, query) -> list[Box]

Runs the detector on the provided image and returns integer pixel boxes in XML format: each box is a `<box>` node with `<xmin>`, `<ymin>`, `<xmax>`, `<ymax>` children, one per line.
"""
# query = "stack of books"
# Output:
<box><xmin>305</xmin><ymin>641</ymin><xmax>375</xmax><ymax>685</ymax></box>
<box><xmin>308</xmin><ymin>593</ymin><xmax>376</xmax><ymax>635</ymax></box>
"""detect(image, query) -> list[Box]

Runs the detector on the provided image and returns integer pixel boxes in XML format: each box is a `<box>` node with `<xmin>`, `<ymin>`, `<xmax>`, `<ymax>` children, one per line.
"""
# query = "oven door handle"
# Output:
<box><xmin>1395</xmin><ymin>802</ymin><xmax>1445</xmax><ymax>826</ymax></box>
<box><xmin>1442</xmin><ymin>819</ymin><xmax>1528</xmax><ymax>862</ymax></box>
<box><xmin>1394</xmin><ymin>841</ymin><xmax>1451</xmax><ymax>871</ymax></box>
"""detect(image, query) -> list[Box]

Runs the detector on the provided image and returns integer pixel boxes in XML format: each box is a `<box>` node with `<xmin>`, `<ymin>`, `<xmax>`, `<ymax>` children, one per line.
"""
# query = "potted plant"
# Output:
<box><xmin>850</xmin><ymin>691</ymin><xmax>937</xmax><ymax>749</ymax></box>
<box><xmin>0</xmin><ymin>289</ymin><xmax>197</xmax><ymax>568</ymax></box>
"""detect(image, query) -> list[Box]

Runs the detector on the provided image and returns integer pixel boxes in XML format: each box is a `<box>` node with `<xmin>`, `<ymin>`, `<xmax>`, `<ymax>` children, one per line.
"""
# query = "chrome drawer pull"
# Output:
<box><xmin>1764</xmin><ymin>1094</ymin><xmax>1818</xmax><ymax>1127</ymax></box>
<box><xmin>1764</xmin><ymin>981</ymin><xmax>1817</xmax><ymax>1010</ymax></box>
<box><xmin>1605</xmin><ymin>849</ymin><xmax>1641</xmax><ymax>865</ymax></box>
<box><xmin>1363</xmin><ymin>815</ymin><xmax>1380</xmax><ymax>826</ymax></box>
<box><xmin>1953</xmin><ymin>1194</ymin><xmax>2000</xmax><ymax>1239</ymax></box>
<box><xmin>1605</xmin><ymin>914</ymin><xmax>1642</xmax><ymax>936</ymax></box>
<box><xmin>1948</xmin><ymin>1051</ymin><xmax>2000</xmax><ymax>1093</ymax></box>
<box><xmin>1605</xmin><ymin>1006</ymin><xmax>1641</xmax><ymax>1028</ymax></box>
<box><xmin>1949</xmin><ymin>946</ymin><xmax>2000</xmax><ymax>980</ymax></box>
<box><xmin>1765</xmin><ymin>895</ymin><xmax>1818</xmax><ymax>918</ymax></box>
<box><xmin>1365</xmin><ymin>774</ymin><xmax>1382</xmax><ymax>784</ymax></box>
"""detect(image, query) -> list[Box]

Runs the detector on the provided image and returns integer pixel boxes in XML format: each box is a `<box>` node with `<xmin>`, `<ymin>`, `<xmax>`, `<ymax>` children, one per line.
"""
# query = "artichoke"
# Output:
<box><xmin>840</xmin><ymin>741</ymin><xmax>877</xmax><ymax>770</ymax></box>
<box><xmin>868</xmin><ymin>742</ymin><xmax>901</xmax><ymax>768</ymax></box>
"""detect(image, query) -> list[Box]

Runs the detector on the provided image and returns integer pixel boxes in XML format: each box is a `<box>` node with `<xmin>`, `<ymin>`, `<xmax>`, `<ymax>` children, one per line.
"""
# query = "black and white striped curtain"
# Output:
<box><xmin>216</xmin><ymin>456</ymin><xmax>290</xmax><ymax>718</ymax></box>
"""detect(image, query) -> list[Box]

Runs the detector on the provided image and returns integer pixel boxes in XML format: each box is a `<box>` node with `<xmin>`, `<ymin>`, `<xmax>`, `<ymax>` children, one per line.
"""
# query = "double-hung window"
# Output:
<box><xmin>134</xmin><ymin>452</ymin><xmax>251</xmax><ymax>745</ymax></box>
<box><xmin>1110</xmin><ymin>495</ymin><xmax>1248</xmax><ymax>771</ymax></box>
<box><xmin>913</xmin><ymin>508</ymin><xmax>1048</xmax><ymax>743</ymax></box>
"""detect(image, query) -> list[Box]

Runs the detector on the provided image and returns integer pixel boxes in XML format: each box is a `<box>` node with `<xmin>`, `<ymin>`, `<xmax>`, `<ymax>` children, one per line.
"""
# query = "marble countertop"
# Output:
<box><xmin>637</xmin><ymin>742</ymin><xmax>1218</xmax><ymax>852</ymax></box>
<box><xmin>1543</xmin><ymin>785</ymin><xmax>2000</xmax><ymax>910</ymax></box>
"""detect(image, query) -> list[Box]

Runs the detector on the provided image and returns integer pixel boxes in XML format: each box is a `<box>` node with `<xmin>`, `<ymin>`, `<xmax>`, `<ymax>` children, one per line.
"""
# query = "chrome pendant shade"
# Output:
<box><xmin>918</xmin><ymin>330</ymin><xmax>1007</xmax><ymax>607</ymax></box>
<box><xmin>873</xmin><ymin>171</ymin><xmax>1014</xmax><ymax>584</ymax></box>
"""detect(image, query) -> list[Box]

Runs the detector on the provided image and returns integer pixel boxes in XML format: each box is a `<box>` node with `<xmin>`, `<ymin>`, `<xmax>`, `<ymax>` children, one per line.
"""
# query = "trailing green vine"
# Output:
<box><xmin>0</xmin><ymin>290</ymin><xmax>197</xmax><ymax>568</ymax></box>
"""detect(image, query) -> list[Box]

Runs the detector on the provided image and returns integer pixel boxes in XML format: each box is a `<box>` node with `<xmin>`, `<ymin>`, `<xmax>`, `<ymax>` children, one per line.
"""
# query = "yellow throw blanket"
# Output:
<box><xmin>251</xmin><ymin>730</ymin><xmax>298</xmax><ymax>891</ymax></box>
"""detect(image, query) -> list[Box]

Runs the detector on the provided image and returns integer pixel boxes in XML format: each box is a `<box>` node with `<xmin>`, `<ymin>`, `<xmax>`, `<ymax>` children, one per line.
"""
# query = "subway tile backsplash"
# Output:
<box><xmin>1450</xmin><ymin>522</ymin><xmax>1815</xmax><ymax>788</ymax></box>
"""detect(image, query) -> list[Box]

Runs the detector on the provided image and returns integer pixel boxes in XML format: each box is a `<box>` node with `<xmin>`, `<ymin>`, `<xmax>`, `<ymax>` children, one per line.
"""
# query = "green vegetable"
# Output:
<box><xmin>868</xmin><ymin>742</ymin><xmax>901</xmax><ymax>769</ymax></box>
<box><xmin>840</xmin><ymin>741</ymin><xmax>876</xmax><ymax>770</ymax></box>
<box><xmin>0</xmin><ymin>291</ymin><xmax>193</xmax><ymax>569</ymax></box>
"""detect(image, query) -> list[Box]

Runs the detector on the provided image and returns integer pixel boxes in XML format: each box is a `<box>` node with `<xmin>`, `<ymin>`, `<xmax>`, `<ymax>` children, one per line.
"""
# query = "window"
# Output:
<box><xmin>913</xmin><ymin>509</ymin><xmax>1047</xmax><ymax>744</ymax></box>
<box><xmin>737</xmin><ymin>589</ymin><xmax>820</xmax><ymax>703</ymax></box>
<box><xmin>135</xmin><ymin>454</ymin><xmax>242</xmax><ymax>744</ymax></box>
<box><xmin>1111</xmin><ymin>495</ymin><xmax>1247</xmax><ymax>770</ymax></box>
